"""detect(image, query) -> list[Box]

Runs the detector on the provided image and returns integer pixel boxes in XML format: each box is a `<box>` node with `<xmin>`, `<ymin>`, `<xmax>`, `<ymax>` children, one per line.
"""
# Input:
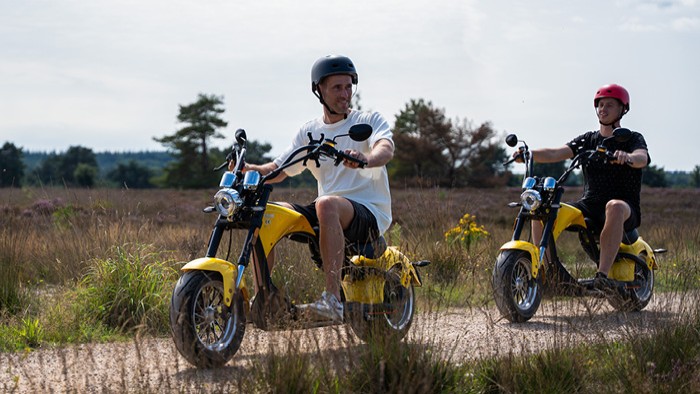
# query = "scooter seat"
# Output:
<box><xmin>288</xmin><ymin>227</ymin><xmax>388</xmax><ymax>260</ymax></box>
<box><xmin>346</xmin><ymin>236</ymin><xmax>387</xmax><ymax>259</ymax></box>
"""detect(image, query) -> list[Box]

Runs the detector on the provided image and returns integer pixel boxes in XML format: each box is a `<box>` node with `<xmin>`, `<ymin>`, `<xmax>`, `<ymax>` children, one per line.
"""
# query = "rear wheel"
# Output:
<box><xmin>170</xmin><ymin>271</ymin><xmax>246</xmax><ymax>368</ymax></box>
<box><xmin>348</xmin><ymin>269</ymin><xmax>415</xmax><ymax>342</ymax></box>
<box><xmin>608</xmin><ymin>257</ymin><xmax>654</xmax><ymax>312</ymax></box>
<box><xmin>492</xmin><ymin>250</ymin><xmax>542</xmax><ymax>322</ymax></box>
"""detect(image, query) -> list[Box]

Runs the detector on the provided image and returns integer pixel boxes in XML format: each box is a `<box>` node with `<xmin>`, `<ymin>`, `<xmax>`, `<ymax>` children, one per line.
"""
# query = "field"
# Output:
<box><xmin>1</xmin><ymin>185</ymin><xmax>699</xmax><ymax>392</ymax></box>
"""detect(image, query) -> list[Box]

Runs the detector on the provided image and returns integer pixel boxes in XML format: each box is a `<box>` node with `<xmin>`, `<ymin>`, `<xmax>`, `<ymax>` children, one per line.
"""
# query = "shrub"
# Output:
<box><xmin>76</xmin><ymin>244</ymin><xmax>177</xmax><ymax>334</ymax></box>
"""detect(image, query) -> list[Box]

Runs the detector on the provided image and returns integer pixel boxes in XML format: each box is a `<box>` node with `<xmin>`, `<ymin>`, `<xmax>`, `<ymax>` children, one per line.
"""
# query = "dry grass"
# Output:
<box><xmin>1</xmin><ymin>185</ymin><xmax>699</xmax><ymax>392</ymax></box>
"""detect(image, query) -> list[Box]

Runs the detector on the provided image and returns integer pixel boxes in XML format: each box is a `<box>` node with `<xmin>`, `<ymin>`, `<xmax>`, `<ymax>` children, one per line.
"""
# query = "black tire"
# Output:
<box><xmin>170</xmin><ymin>270</ymin><xmax>246</xmax><ymax>368</ymax></box>
<box><xmin>608</xmin><ymin>257</ymin><xmax>654</xmax><ymax>312</ymax></box>
<box><xmin>492</xmin><ymin>250</ymin><xmax>542</xmax><ymax>323</ymax></box>
<box><xmin>348</xmin><ymin>269</ymin><xmax>415</xmax><ymax>342</ymax></box>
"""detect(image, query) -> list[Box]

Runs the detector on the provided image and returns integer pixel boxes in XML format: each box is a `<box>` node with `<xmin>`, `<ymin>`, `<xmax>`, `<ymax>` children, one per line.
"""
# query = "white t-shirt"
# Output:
<box><xmin>273</xmin><ymin>110</ymin><xmax>394</xmax><ymax>235</ymax></box>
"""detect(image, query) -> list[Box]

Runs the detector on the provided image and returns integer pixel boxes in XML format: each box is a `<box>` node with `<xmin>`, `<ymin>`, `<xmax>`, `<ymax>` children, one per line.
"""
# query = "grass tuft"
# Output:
<box><xmin>75</xmin><ymin>244</ymin><xmax>177</xmax><ymax>334</ymax></box>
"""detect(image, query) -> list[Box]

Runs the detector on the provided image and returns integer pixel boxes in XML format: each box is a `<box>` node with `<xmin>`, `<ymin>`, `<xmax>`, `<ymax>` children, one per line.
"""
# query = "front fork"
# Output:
<box><xmin>182</xmin><ymin>186</ymin><xmax>274</xmax><ymax>308</ymax></box>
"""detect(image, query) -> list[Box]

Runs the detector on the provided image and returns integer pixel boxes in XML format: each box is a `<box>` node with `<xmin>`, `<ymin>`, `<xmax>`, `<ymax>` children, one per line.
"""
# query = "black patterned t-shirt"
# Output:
<box><xmin>566</xmin><ymin>130</ymin><xmax>650</xmax><ymax>215</ymax></box>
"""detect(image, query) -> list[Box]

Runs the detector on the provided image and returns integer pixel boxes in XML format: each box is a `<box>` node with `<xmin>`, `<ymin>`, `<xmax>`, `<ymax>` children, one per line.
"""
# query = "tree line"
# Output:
<box><xmin>2</xmin><ymin>93</ymin><xmax>699</xmax><ymax>189</ymax></box>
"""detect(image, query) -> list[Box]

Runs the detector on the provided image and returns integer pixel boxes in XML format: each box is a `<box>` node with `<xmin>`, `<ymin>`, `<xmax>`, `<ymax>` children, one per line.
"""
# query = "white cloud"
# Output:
<box><xmin>672</xmin><ymin>16</ymin><xmax>700</xmax><ymax>30</ymax></box>
<box><xmin>619</xmin><ymin>16</ymin><xmax>662</xmax><ymax>32</ymax></box>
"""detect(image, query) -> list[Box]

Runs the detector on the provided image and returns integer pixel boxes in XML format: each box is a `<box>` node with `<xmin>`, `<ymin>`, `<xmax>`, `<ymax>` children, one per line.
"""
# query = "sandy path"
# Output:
<box><xmin>1</xmin><ymin>291</ymin><xmax>695</xmax><ymax>393</ymax></box>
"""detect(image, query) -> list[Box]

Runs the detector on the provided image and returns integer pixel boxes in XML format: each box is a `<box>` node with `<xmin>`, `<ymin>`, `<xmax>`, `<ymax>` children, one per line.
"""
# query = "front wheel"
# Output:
<box><xmin>170</xmin><ymin>270</ymin><xmax>246</xmax><ymax>368</ymax></box>
<box><xmin>347</xmin><ymin>269</ymin><xmax>415</xmax><ymax>342</ymax></box>
<box><xmin>492</xmin><ymin>250</ymin><xmax>542</xmax><ymax>322</ymax></box>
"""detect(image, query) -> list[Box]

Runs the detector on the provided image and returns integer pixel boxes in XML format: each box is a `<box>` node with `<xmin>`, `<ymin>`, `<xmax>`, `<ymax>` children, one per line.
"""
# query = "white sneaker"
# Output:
<box><xmin>309</xmin><ymin>291</ymin><xmax>344</xmax><ymax>322</ymax></box>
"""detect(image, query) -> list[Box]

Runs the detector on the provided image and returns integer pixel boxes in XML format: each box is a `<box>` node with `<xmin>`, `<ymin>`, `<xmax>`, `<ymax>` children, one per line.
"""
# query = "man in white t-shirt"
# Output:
<box><xmin>232</xmin><ymin>55</ymin><xmax>394</xmax><ymax>322</ymax></box>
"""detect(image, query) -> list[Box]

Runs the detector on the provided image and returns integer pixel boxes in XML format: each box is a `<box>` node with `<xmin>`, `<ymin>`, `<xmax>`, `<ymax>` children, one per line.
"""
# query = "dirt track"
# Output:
<box><xmin>1</xmin><ymin>291</ymin><xmax>695</xmax><ymax>393</ymax></box>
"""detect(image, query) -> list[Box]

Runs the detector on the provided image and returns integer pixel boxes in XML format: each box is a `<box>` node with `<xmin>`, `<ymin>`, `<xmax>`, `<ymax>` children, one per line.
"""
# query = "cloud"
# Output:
<box><xmin>619</xmin><ymin>16</ymin><xmax>662</xmax><ymax>32</ymax></box>
<box><xmin>672</xmin><ymin>16</ymin><xmax>700</xmax><ymax>30</ymax></box>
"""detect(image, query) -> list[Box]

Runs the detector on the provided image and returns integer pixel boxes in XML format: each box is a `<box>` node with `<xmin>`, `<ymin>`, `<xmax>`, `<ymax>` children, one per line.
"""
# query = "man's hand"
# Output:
<box><xmin>228</xmin><ymin>159</ymin><xmax>247</xmax><ymax>172</ymax></box>
<box><xmin>342</xmin><ymin>149</ymin><xmax>367</xmax><ymax>168</ymax></box>
<box><xmin>612</xmin><ymin>150</ymin><xmax>633</xmax><ymax>166</ymax></box>
<box><xmin>512</xmin><ymin>147</ymin><xmax>525</xmax><ymax>163</ymax></box>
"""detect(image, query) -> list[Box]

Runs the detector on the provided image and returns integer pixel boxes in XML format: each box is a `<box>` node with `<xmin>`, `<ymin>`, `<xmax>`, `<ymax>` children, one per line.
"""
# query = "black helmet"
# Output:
<box><xmin>311</xmin><ymin>55</ymin><xmax>358</xmax><ymax>94</ymax></box>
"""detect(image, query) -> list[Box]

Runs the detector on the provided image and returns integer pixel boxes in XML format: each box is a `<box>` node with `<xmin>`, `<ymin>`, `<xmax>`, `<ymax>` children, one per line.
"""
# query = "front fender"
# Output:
<box><xmin>499</xmin><ymin>240</ymin><xmax>541</xmax><ymax>277</ymax></box>
<box><xmin>181</xmin><ymin>257</ymin><xmax>248</xmax><ymax>307</ymax></box>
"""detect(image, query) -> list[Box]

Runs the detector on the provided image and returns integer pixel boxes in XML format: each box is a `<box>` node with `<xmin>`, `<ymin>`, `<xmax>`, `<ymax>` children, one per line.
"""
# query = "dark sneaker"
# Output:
<box><xmin>308</xmin><ymin>291</ymin><xmax>344</xmax><ymax>322</ymax></box>
<box><xmin>593</xmin><ymin>272</ymin><xmax>614</xmax><ymax>290</ymax></box>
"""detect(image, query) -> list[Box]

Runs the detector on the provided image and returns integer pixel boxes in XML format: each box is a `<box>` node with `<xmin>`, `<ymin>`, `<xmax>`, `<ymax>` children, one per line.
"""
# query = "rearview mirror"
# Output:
<box><xmin>348</xmin><ymin>123</ymin><xmax>373</xmax><ymax>142</ymax></box>
<box><xmin>235</xmin><ymin>129</ymin><xmax>247</xmax><ymax>146</ymax></box>
<box><xmin>505</xmin><ymin>134</ymin><xmax>519</xmax><ymax>147</ymax></box>
<box><xmin>612</xmin><ymin>127</ymin><xmax>632</xmax><ymax>143</ymax></box>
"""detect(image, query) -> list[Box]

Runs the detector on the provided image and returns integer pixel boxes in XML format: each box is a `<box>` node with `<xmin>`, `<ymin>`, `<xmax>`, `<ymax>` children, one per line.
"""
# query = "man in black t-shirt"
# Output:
<box><xmin>522</xmin><ymin>84</ymin><xmax>650</xmax><ymax>286</ymax></box>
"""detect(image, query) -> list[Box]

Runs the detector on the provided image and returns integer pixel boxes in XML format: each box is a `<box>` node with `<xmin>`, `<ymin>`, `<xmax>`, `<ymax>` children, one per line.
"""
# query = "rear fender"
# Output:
<box><xmin>618</xmin><ymin>237</ymin><xmax>658</xmax><ymax>270</ymax></box>
<box><xmin>351</xmin><ymin>246</ymin><xmax>422</xmax><ymax>287</ymax></box>
<box><xmin>181</xmin><ymin>257</ymin><xmax>249</xmax><ymax>308</ymax></box>
<box><xmin>344</xmin><ymin>246</ymin><xmax>421</xmax><ymax>304</ymax></box>
<box><xmin>499</xmin><ymin>240</ymin><xmax>541</xmax><ymax>277</ymax></box>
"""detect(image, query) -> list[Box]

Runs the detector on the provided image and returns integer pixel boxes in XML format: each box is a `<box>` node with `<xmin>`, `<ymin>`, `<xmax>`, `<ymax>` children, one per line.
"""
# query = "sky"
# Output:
<box><xmin>1</xmin><ymin>0</ymin><xmax>698</xmax><ymax>171</ymax></box>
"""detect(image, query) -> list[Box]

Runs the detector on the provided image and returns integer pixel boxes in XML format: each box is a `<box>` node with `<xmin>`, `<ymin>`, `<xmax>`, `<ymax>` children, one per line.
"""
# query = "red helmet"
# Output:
<box><xmin>594</xmin><ymin>84</ymin><xmax>630</xmax><ymax>113</ymax></box>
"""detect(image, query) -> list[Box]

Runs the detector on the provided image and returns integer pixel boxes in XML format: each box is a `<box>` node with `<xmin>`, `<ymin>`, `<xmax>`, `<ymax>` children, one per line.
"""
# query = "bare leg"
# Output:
<box><xmin>597</xmin><ymin>200</ymin><xmax>631</xmax><ymax>275</ymax></box>
<box><xmin>315</xmin><ymin>196</ymin><xmax>355</xmax><ymax>300</ymax></box>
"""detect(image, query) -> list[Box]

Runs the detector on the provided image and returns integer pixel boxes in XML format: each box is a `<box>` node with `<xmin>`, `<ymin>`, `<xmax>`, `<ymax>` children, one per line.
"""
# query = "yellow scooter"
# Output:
<box><xmin>169</xmin><ymin>125</ymin><xmax>429</xmax><ymax>368</ymax></box>
<box><xmin>492</xmin><ymin>128</ymin><xmax>666</xmax><ymax>322</ymax></box>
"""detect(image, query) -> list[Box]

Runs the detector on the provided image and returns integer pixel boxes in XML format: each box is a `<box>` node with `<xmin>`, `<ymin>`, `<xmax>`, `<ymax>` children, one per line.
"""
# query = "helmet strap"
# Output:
<box><xmin>314</xmin><ymin>90</ymin><xmax>349</xmax><ymax>120</ymax></box>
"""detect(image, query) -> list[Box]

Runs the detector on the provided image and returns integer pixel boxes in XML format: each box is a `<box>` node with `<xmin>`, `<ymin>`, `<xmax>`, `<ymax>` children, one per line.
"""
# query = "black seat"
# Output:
<box><xmin>346</xmin><ymin>236</ymin><xmax>387</xmax><ymax>259</ymax></box>
<box><xmin>287</xmin><ymin>227</ymin><xmax>387</xmax><ymax>265</ymax></box>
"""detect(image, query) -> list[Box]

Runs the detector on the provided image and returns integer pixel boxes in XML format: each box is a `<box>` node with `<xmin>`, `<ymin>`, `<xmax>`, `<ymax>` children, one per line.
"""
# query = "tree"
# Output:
<box><xmin>60</xmin><ymin>146</ymin><xmax>98</xmax><ymax>185</ymax></box>
<box><xmin>642</xmin><ymin>164</ymin><xmax>668</xmax><ymax>188</ymax></box>
<box><xmin>391</xmin><ymin>99</ymin><xmax>508</xmax><ymax>187</ymax></box>
<box><xmin>0</xmin><ymin>142</ymin><xmax>25</xmax><ymax>187</ymax></box>
<box><xmin>73</xmin><ymin>163</ymin><xmax>98</xmax><ymax>188</ymax></box>
<box><xmin>692</xmin><ymin>165</ymin><xmax>700</xmax><ymax>188</ymax></box>
<box><xmin>107</xmin><ymin>160</ymin><xmax>154</xmax><ymax>188</ymax></box>
<box><xmin>30</xmin><ymin>146</ymin><xmax>98</xmax><ymax>186</ymax></box>
<box><xmin>154</xmin><ymin>94</ymin><xmax>228</xmax><ymax>188</ymax></box>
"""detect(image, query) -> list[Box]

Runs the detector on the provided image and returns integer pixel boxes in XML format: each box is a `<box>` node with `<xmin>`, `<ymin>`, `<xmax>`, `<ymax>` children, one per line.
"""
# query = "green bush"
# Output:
<box><xmin>76</xmin><ymin>244</ymin><xmax>177</xmax><ymax>334</ymax></box>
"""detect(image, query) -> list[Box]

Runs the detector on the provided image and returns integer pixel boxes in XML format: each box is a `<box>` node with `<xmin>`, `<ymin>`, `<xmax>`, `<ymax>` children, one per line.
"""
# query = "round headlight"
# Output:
<box><xmin>214</xmin><ymin>188</ymin><xmax>243</xmax><ymax>217</ymax></box>
<box><xmin>520</xmin><ymin>189</ymin><xmax>542</xmax><ymax>211</ymax></box>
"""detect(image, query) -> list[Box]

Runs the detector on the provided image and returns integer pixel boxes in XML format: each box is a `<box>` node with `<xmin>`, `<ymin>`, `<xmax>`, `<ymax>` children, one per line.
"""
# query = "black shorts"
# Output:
<box><xmin>289</xmin><ymin>199</ymin><xmax>379</xmax><ymax>244</ymax></box>
<box><xmin>569</xmin><ymin>199</ymin><xmax>640</xmax><ymax>232</ymax></box>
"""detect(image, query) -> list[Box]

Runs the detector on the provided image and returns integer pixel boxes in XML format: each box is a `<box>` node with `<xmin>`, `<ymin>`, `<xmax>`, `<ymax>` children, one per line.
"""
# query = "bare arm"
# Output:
<box><xmin>366</xmin><ymin>139</ymin><xmax>394</xmax><ymax>168</ymax></box>
<box><xmin>343</xmin><ymin>139</ymin><xmax>394</xmax><ymax>169</ymax></box>
<box><xmin>228</xmin><ymin>161</ymin><xmax>288</xmax><ymax>183</ymax></box>
<box><xmin>531</xmin><ymin>146</ymin><xmax>574</xmax><ymax>163</ymax></box>
<box><xmin>612</xmin><ymin>148</ymin><xmax>648</xmax><ymax>168</ymax></box>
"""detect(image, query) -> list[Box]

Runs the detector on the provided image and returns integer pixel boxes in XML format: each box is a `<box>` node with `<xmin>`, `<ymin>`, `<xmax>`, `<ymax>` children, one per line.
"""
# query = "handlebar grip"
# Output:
<box><xmin>503</xmin><ymin>149</ymin><xmax>524</xmax><ymax>166</ymax></box>
<box><xmin>335</xmin><ymin>150</ymin><xmax>367</xmax><ymax>168</ymax></box>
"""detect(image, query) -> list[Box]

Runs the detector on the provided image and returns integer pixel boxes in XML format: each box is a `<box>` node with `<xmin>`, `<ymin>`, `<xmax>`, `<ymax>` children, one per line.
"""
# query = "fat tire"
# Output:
<box><xmin>170</xmin><ymin>270</ymin><xmax>246</xmax><ymax>368</ymax></box>
<box><xmin>492</xmin><ymin>250</ymin><xmax>542</xmax><ymax>322</ymax></box>
<box><xmin>348</xmin><ymin>269</ymin><xmax>415</xmax><ymax>342</ymax></box>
